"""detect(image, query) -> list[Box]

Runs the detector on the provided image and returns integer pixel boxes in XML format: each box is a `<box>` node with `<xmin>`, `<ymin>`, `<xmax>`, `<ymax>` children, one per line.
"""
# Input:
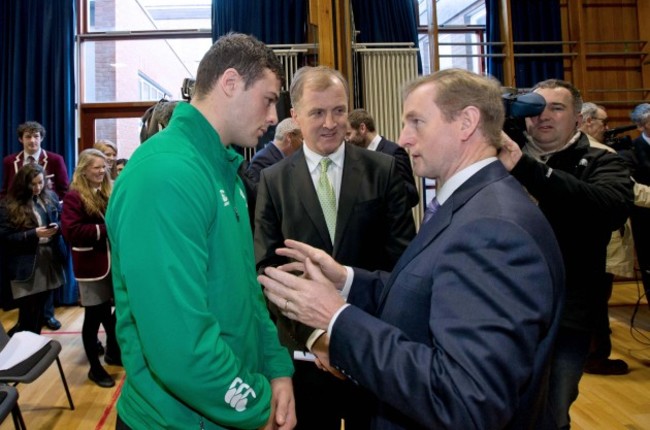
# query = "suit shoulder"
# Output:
<box><xmin>45</xmin><ymin>151</ymin><xmax>66</xmax><ymax>161</ymax></box>
<box><xmin>350</xmin><ymin>143</ymin><xmax>394</xmax><ymax>167</ymax></box>
<box><xmin>378</xmin><ymin>138</ymin><xmax>400</xmax><ymax>154</ymax></box>
<box><xmin>260</xmin><ymin>152</ymin><xmax>294</xmax><ymax>179</ymax></box>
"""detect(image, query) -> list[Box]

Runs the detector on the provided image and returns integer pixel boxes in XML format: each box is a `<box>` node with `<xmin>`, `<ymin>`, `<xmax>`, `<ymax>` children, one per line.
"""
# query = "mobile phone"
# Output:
<box><xmin>48</xmin><ymin>223</ymin><xmax>58</xmax><ymax>229</ymax></box>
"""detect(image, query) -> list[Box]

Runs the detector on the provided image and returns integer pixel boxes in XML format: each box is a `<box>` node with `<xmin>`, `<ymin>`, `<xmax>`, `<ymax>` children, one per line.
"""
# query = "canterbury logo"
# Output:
<box><xmin>224</xmin><ymin>377</ymin><xmax>257</xmax><ymax>412</ymax></box>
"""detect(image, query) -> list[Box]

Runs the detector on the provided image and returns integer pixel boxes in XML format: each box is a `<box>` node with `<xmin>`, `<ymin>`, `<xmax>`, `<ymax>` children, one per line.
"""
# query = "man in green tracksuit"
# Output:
<box><xmin>106</xmin><ymin>33</ymin><xmax>295</xmax><ymax>430</ymax></box>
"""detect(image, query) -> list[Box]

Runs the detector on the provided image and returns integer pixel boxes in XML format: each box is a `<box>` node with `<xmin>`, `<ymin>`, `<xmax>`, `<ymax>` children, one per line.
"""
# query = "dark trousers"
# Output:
<box><xmin>83</xmin><ymin>302</ymin><xmax>119</xmax><ymax>371</ymax></box>
<box><xmin>631</xmin><ymin>210</ymin><xmax>650</xmax><ymax>301</ymax></box>
<box><xmin>293</xmin><ymin>360</ymin><xmax>372</xmax><ymax>430</ymax></box>
<box><xmin>15</xmin><ymin>290</ymin><xmax>49</xmax><ymax>334</ymax></box>
<box><xmin>587</xmin><ymin>273</ymin><xmax>614</xmax><ymax>362</ymax></box>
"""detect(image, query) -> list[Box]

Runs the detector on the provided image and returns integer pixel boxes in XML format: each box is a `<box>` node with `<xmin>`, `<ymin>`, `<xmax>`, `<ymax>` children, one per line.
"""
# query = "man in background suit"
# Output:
<box><xmin>245</xmin><ymin>117</ymin><xmax>302</xmax><ymax>185</ymax></box>
<box><xmin>347</xmin><ymin>109</ymin><xmax>419</xmax><ymax>207</ymax></box>
<box><xmin>625</xmin><ymin>103</ymin><xmax>650</xmax><ymax>304</ymax></box>
<box><xmin>255</xmin><ymin>65</ymin><xmax>415</xmax><ymax>429</ymax></box>
<box><xmin>259</xmin><ymin>69</ymin><xmax>565</xmax><ymax>429</ymax></box>
<box><xmin>1</xmin><ymin>121</ymin><xmax>68</xmax><ymax>331</ymax></box>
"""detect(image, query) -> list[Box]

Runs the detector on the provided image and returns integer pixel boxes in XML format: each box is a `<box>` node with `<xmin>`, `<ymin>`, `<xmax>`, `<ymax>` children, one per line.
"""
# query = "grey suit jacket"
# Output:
<box><xmin>255</xmin><ymin>142</ymin><xmax>415</xmax><ymax>349</ymax></box>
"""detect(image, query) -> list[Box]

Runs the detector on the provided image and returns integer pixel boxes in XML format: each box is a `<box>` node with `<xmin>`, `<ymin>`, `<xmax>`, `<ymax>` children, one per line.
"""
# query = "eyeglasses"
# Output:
<box><xmin>593</xmin><ymin>117</ymin><xmax>608</xmax><ymax>126</ymax></box>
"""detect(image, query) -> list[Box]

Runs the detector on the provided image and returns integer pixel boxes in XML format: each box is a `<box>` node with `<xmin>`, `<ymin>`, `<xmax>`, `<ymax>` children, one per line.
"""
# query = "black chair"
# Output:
<box><xmin>0</xmin><ymin>326</ymin><xmax>74</xmax><ymax>411</ymax></box>
<box><xmin>0</xmin><ymin>385</ymin><xmax>26</xmax><ymax>430</ymax></box>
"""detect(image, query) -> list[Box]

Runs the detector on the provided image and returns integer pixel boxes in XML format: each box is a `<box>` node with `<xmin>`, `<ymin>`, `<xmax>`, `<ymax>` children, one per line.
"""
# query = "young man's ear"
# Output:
<box><xmin>219</xmin><ymin>68</ymin><xmax>242</xmax><ymax>96</ymax></box>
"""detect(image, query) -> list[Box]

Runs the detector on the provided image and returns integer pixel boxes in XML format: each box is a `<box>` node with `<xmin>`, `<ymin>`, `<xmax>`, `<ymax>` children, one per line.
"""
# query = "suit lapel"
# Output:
<box><xmin>291</xmin><ymin>150</ymin><xmax>333</xmax><ymax>249</ymax></box>
<box><xmin>376</xmin><ymin>138</ymin><xmax>386</xmax><ymax>153</ymax></box>
<box><xmin>40</xmin><ymin>151</ymin><xmax>49</xmax><ymax>171</ymax></box>
<box><xmin>334</xmin><ymin>144</ymin><xmax>360</xmax><ymax>253</ymax></box>
<box><xmin>376</xmin><ymin>161</ymin><xmax>508</xmax><ymax>309</ymax></box>
<box><xmin>12</xmin><ymin>151</ymin><xmax>24</xmax><ymax>174</ymax></box>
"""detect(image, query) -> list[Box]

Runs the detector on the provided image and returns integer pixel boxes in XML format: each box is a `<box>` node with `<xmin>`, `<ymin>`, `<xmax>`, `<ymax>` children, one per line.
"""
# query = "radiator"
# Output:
<box><xmin>356</xmin><ymin>47</ymin><xmax>419</xmax><ymax>142</ymax></box>
<box><xmin>271</xmin><ymin>48</ymin><xmax>308</xmax><ymax>92</ymax></box>
<box><xmin>356</xmin><ymin>46</ymin><xmax>423</xmax><ymax>227</ymax></box>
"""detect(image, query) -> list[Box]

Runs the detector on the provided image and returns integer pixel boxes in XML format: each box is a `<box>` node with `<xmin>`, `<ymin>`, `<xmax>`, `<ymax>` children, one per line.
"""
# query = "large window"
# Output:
<box><xmin>79</xmin><ymin>0</ymin><xmax>213</xmax><ymax>158</ymax></box>
<box><xmin>416</xmin><ymin>0</ymin><xmax>486</xmax><ymax>75</ymax></box>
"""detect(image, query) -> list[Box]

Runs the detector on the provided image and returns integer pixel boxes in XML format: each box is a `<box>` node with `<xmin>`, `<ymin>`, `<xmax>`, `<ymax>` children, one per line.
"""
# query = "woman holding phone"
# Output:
<box><xmin>62</xmin><ymin>148</ymin><xmax>120</xmax><ymax>388</ymax></box>
<box><xmin>0</xmin><ymin>163</ymin><xmax>66</xmax><ymax>334</ymax></box>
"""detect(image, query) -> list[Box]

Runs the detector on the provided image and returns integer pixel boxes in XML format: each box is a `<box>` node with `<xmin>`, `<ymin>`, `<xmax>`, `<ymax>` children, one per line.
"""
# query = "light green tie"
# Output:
<box><xmin>316</xmin><ymin>157</ymin><xmax>337</xmax><ymax>242</ymax></box>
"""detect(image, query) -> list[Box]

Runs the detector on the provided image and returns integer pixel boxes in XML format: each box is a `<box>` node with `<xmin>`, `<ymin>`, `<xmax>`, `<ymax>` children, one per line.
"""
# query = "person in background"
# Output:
<box><xmin>115</xmin><ymin>158</ymin><xmax>128</xmax><ymax>177</ymax></box>
<box><xmin>0</xmin><ymin>121</ymin><xmax>68</xmax><ymax>332</ymax></box>
<box><xmin>622</xmin><ymin>103</ymin><xmax>650</xmax><ymax>308</ymax></box>
<box><xmin>259</xmin><ymin>68</ymin><xmax>565</xmax><ymax>429</ymax></box>
<box><xmin>0</xmin><ymin>163</ymin><xmax>66</xmax><ymax>335</ymax></box>
<box><xmin>347</xmin><ymin>108</ymin><xmax>420</xmax><ymax>207</ymax></box>
<box><xmin>255</xmin><ymin>65</ymin><xmax>416</xmax><ymax>429</ymax></box>
<box><xmin>62</xmin><ymin>149</ymin><xmax>121</xmax><ymax>388</ymax></box>
<box><xmin>579</xmin><ymin>102</ymin><xmax>633</xmax><ymax>375</ymax></box>
<box><xmin>499</xmin><ymin>79</ymin><xmax>632</xmax><ymax>429</ymax></box>
<box><xmin>106</xmin><ymin>33</ymin><xmax>295</xmax><ymax>430</ymax></box>
<box><xmin>93</xmin><ymin>139</ymin><xmax>118</xmax><ymax>180</ymax></box>
<box><xmin>245</xmin><ymin>117</ymin><xmax>302</xmax><ymax>185</ymax></box>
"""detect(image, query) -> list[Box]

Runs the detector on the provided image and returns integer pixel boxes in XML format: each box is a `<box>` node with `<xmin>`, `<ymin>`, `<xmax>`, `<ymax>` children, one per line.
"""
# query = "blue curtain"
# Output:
<box><xmin>212</xmin><ymin>0</ymin><xmax>307</xmax><ymax>44</ymax></box>
<box><xmin>351</xmin><ymin>0</ymin><xmax>418</xmax><ymax>46</ymax></box>
<box><xmin>485</xmin><ymin>0</ymin><xmax>503</xmax><ymax>82</ymax></box>
<box><xmin>486</xmin><ymin>0</ymin><xmax>563</xmax><ymax>88</ymax></box>
<box><xmin>511</xmin><ymin>0</ymin><xmax>563</xmax><ymax>88</ymax></box>
<box><xmin>0</xmin><ymin>0</ymin><xmax>78</xmax><ymax>306</ymax></box>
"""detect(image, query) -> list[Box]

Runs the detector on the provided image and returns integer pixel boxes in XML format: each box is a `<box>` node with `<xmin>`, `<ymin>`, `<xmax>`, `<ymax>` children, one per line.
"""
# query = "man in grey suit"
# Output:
<box><xmin>255</xmin><ymin>66</ymin><xmax>415</xmax><ymax>429</ymax></box>
<box><xmin>347</xmin><ymin>108</ymin><xmax>420</xmax><ymax>207</ymax></box>
<box><xmin>259</xmin><ymin>69</ymin><xmax>565</xmax><ymax>429</ymax></box>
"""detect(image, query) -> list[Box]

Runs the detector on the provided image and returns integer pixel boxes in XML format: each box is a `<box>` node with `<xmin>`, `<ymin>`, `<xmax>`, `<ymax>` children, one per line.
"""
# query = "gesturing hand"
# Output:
<box><xmin>259</xmin><ymin>257</ymin><xmax>346</xmax><ymax>331</ymax></box>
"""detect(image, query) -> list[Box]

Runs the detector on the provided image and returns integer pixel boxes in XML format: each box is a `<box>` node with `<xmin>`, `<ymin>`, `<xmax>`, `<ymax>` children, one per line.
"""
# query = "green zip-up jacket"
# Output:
<box><xmin>106</xmin><ymin>102</ymin><xmax>293</xmax><ymax>429</ymax></box>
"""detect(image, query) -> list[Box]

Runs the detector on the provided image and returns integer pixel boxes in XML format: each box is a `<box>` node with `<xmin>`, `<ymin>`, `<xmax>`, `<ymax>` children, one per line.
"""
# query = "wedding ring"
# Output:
<box><xmin>284</xmin><ymin>299</ymin><xmax>290</xmax><ymax>312</ymax></box>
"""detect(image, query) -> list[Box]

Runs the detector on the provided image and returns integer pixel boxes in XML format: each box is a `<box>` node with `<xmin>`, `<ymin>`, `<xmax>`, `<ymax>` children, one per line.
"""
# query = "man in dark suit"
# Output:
<box><xmin>255</xmin><ymin>66</ymin><xmax>415</xmax><ymax>429</ymax></box>
<box><xmin>1</xmin><ymin>121</ymin><xmax>69</xmax><ymax>200</ymax></box>
<box><xmin>259</xmin><ymin>69</ymin><xmax>565</xmax><ymax>429</ymax></box>
<box><xmin>1</xmin><ymin>121</ymin><xmax>69</xmax><ymax>331</ymax></box>
<box><xmin>625</xmin><ymin>103</ymin><xmax>650</xmax><ymax>303</ymax></box>
<box><xmin>245</xmin><ymin>117</ymin><xmax>302</xmax><ymax>185</ymax></box>
<box><xmin>347</xmin><ymin>108</ymin><xmax>420</xmax><ymax>207</ymax></box>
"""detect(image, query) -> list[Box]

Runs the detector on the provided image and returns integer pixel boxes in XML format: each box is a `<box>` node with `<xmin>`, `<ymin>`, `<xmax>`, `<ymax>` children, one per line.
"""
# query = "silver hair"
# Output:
<box><xmin>631</xmin><ymin>103</ymin><xmax>650</xmax><ymax>126</ymax></box>
<box><xmin>273</xmin><ymin>117</ymin><xmax>300</xmax><ymax>141</ymax></box>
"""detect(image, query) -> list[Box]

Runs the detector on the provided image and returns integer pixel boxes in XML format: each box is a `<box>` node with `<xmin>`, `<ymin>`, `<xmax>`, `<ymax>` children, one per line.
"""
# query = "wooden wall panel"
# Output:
<box><xmin>561</xmin><ymin>0</ymin><xmax>647</xmax><ymax>128</ymax></box>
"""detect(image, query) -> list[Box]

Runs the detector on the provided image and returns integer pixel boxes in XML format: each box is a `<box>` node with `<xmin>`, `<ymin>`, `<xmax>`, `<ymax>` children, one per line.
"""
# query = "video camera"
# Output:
<box><xmin>502</xmin><ymin>90</ymin><xmax>546</xmax><ymax>146</ymax></box>
<box><xmin>604</xmin><ymin>124</ymin><xmax>636</xmax><ymax>149</ymax></box>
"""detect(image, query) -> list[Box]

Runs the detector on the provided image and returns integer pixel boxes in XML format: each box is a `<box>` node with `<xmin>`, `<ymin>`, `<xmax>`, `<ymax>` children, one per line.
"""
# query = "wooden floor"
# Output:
<box><xmin>0</xmin><ymin>281</ymin><xmax>648</xmax><ymax>429</ymax></box>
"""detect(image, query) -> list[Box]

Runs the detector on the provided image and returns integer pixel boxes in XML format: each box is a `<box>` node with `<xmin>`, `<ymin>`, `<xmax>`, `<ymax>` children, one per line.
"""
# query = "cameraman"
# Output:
<box><xmin>498</xmin><ymin>79</ymin><xmax>633</xmax><ymax>430</ymax></box>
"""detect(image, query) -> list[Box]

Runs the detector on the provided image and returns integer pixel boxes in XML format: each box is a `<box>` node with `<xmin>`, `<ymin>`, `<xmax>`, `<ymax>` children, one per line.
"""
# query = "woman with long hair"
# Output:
<box><xmin>0</xmin><ymin>163</ymin><xmax>66</xmax><ymax>334</ymax></box>
<box><xmin>93</xmin><ymin>139</ymin><xmax>118</xmax><ymax>180</ymax></box>
<box><xmin>62</xmin><ymin>148</ymin><xmax>120</xmax><ymax>388</ymax></box>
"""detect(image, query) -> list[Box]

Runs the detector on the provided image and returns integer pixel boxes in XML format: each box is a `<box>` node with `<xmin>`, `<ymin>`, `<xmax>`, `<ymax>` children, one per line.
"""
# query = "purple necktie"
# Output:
<box><xmin>422</xmin><ymin>197</ymin><xmax>440</xmax><ymax>224</ymax></box>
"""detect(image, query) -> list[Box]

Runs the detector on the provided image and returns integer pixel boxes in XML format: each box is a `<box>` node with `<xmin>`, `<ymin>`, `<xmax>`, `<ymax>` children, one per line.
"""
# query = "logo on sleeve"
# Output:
<box><xmin>224</xmin><ymin>377</ymin><xmax>257</xmax><ymax>412</ymax></box>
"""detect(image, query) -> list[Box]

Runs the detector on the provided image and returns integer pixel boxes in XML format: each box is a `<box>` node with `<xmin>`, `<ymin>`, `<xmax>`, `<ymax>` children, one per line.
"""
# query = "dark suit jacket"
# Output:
<box><xmin>245</xmin><ymin>142</ymin><xmax>285</xmax><ymax>185</ymax></box>
<box><xmin>376</xmin><ymin>137</ymin><xmax>419</xmax><ymax>207</ymax></box>
<box><xmin>1</xmin><ymin>150</ymin><xmax>69</xmax><ymax>200</ymax></box>
<box><xmin>329</xmin><ymin>161</ymin><xmax>565</xmax><ymax>429</ymax></box>
<box><xmin>255</xmin><ymin>143</ymin><xmax>416</xmax><ymax>349</ymax></box>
